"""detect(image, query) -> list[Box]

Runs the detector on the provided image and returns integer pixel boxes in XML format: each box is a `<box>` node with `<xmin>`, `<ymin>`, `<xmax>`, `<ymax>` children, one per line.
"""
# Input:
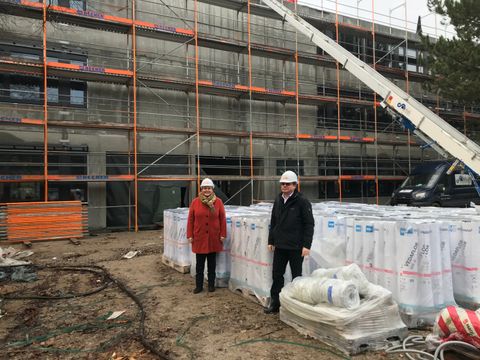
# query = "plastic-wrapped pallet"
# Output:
<box><xmin>350</xmin><ymin>218</ymin><xmax>379</xmax><ymax>283</ymax></box>
<box><xmin>163</xmin><ymin>208</ymin><xmax>191</xmax><ymax>266</ymax></box>
<box><xmin>310</xmin><ymin>202</ymin><xmax>459</xmax><ymax>327</ymax></box>
<box><xmin>279</xmin><ymin>264</ymin><xmax>408</xmax><ymax>355</ymax></box>
<box><xmin>394</xmin><ymin>220</ymin><xmax>456</xmax><ymax>327</ymax></box>
<box><xmin>229</xmin><ymin>213</ymin><xmax>273</xmax><ymax>306</ymax></box>
<box><xmin>289</xmin><ymin>276</ymin><xmax>360</xmax><ymax>309</ymax></box>
<box><xmin>189</xmin><ymin>208</ymin><xmax>253</xmax><ymax>287</ymax></box>
<box><xmin>450</xmin><ymin>220</ymin><xmax>480</xmax><ymax>308</ymax></box>
<box><xmin>308</xmin><ymin>213</ymin><xmax>347</xmax><ymax>270</ymax></box>
<box><xmin>228</xmin><ymin>210</ymin><xmax>309</xmax><ymax>306</ymax></box>
<box><xmin>378</xmin><ymin>221</ymin><xmax>397</xmax><ymax>295</ymax></box>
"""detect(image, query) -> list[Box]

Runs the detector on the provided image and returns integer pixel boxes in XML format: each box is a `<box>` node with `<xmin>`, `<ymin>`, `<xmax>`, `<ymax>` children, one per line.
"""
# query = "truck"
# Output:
<box><xmin>390</xmin><ymin>160</ymin><xmax>480</xmax><ymax>207</ymax></box>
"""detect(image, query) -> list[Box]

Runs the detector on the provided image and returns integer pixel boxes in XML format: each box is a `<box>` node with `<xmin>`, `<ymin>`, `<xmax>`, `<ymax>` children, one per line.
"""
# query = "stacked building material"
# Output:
<box><xmin>163</xmin><ymin>202</ymin><xmax>480</xmax><ymax>326</ymax></box>
<box><xmin>190</xmin><ymin>206</ymin><xmax>259</xmax><ymax>287</ymax></box>
<box><xmin>0</xmin><ymin>201</ymin><xmax>87</xmax><ymax>243</ymax></box>
<box><xmin>162</xmin><ymin>208</ymin><xmax>190</xmax><ymax>269</ymax></box>
<box><xmin>311</xmin><ymin>202</ymin><xmax>480</xmax><ymax>326</ymax></box>
<box><xmin>229</xmin><ymin>213</ymin><xmax>273</xmax><ymax>306</ymax></box>
<box><xmin>448</xmin><ymin>219</ymin><xmax>480</xmax><ymax>309</ymax></box>
<box><xmin>279</xmin><ymin>264</ymin><xmax>408</xmax><ymax>355</ymax></box>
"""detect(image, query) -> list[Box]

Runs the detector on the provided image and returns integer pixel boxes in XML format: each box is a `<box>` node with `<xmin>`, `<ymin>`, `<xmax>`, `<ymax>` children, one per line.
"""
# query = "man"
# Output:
<box><xmin>264</xmin><ymin>170</ymin><xmax>314</xmax><ymax>314</ymax></box>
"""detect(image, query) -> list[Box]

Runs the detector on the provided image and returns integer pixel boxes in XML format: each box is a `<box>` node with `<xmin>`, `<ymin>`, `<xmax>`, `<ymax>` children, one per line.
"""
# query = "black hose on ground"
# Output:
<box><xmin>1</xmin><ymin>264</ymin><xmax>171</xmax><ymax>360</ymax></box>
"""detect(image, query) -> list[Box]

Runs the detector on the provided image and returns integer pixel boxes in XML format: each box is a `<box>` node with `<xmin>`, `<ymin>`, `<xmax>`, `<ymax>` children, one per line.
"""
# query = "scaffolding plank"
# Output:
<box><xmin>0</xmin><ymin>200</ymin><xmax>88</xmax><ymax>243</ymax></box>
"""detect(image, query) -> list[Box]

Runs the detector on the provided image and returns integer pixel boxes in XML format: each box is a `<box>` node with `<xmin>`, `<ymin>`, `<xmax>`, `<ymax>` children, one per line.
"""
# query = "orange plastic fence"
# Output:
<box><xmin>0</xmin><ymin>201</ymin><xmax>88</xmax><ymax>243</ymax></box>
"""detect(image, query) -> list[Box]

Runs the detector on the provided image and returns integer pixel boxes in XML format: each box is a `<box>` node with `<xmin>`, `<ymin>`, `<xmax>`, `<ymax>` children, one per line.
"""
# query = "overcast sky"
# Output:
<box><xmin>299</xmin><ymin>0</ymin><xmax>454</xmax><ymax>37</ymax></box>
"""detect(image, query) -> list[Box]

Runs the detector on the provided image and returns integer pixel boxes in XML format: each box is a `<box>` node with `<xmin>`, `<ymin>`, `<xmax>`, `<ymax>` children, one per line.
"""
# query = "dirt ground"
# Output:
<box><xmin>1</xmin><ymin>230</ymin><xmax>423</xmax><ymax>360</ymax></box>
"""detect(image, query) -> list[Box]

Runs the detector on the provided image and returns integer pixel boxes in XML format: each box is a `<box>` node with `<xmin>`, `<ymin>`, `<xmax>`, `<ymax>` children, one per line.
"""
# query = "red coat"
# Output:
<box><xmin>187</xmin><ymin>197</ymin><xmax>227</xmax><ymax>254</ymax></box>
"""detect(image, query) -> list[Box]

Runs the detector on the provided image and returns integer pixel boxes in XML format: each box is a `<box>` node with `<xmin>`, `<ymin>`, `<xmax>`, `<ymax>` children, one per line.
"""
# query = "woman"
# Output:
<box><xmin>187</xmin><ymin>178</ymin><xmax>226</xmax><ymax>293</ymax></box>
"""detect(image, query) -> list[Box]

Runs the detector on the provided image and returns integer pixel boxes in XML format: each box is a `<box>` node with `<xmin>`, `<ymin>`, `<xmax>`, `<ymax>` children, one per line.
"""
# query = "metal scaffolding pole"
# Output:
<box><xmin>194</xmin><ymin>0</ymin><xmax>201</xmax><ymax>191</ymax></box>
<box><xmin>335</xmin><ymin>0</ymin><xmax>342</xmax><ymax>201</ymax></box>
<box><xmin>293</xmin><ymin>0</ymin><xmax>301</xmax><ymax>191</ymax></box>
<box><xmin>42</xmin><ymin>1</ymin><xmax>48</xmax><ymax>202</ymax></box>
<box><xmin>133</xmin><ymin>0</ymin><xmax>139</xmax><ymax>231</ymax></box>
<box><xmin>372</xmin><ymin>0</ymin><xmax>379</xmax><ymax>204</ymax></box>
<box><xmin>248</xmin><ymin>0</ymin><xmax>254</xmax><ymax>204</ymax></box>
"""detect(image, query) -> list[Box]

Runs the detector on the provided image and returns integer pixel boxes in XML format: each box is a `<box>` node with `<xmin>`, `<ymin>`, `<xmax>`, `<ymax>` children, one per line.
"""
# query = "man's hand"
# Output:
<box><xmin>302</xmin><ymin>247</ymin><xmax>310</xmax><ymax>257</ymax></box>
<box><xmin>268</xmin><ymin>245</ymin><xmax>275</xmax><ymax>252</ymax></box>
<box><xmin>220</xmin><ymin>237</ymin><xmax>225</xmax><ymax>243</ymax></box>
<box><xmin>188</xmin><ymin>238</ymin><xmax>193</xmax><ymax>244</ymax></box>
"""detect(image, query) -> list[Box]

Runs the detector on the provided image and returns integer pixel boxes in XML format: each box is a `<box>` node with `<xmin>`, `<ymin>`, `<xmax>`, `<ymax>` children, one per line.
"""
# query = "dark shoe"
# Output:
<box><xmin>193</xmin><ymin>287</ymin><xmax>203</xmax><ymax>294</ymax></box>
<box><xmin>264</xmin><ymin>304</ymin><xmax>280</xmax><ymax>314</ymax></box>
<box><xmin>208</xmin><ymin>285</ymin><xmax>215</xmax><ymax>292</ymax></box>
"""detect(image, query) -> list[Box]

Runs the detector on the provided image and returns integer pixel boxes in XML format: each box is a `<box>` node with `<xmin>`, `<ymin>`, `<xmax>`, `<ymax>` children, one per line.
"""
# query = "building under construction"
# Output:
<box><xmin>1</xmin><ymin>0</ymin><xmax>479</xmax><ymax>231</ymax></box>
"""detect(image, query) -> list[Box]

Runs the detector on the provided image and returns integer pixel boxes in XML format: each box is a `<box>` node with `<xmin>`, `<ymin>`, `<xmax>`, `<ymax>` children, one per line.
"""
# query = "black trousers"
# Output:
<box><xmin>195</xmin><ymin>252</ymin><xmax>216</xmax><ymax>288</ymax></box>
<box><xmin>270</xmin><ymin>247</ymin><xmax>303</xmax><ymax>306</ymax></box>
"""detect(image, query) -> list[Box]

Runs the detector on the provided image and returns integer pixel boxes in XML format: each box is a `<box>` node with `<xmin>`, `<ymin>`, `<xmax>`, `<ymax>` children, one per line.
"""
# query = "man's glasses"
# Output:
<box><xmin>280</xmin><ymin>183</ymin><xmax>293</xmax><ymax>186</ymax></box>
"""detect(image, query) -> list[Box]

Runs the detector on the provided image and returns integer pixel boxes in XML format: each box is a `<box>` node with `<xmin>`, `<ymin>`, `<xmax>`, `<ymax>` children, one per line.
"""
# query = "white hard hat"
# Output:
<box><xmin>279</xmin><ymin>170</ymin><xmax>298</xmax><ymax>183</ymax></box>
<box><xmin>200</xmin><ymin>178</ymin><xmax>215</xmax><ymax>188</ymax></box>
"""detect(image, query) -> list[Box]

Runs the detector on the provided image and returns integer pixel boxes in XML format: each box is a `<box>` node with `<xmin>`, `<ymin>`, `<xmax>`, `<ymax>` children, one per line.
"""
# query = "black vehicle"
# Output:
<box><xmin>390</xmin><ymin>160</ymin><xmax>480</xmax><ymax>207</ymax></box>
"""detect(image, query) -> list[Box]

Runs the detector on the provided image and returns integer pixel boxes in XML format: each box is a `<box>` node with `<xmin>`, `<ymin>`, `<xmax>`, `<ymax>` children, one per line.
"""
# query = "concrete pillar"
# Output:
<box><xmin>87</xmin><ymin>142</ymin><xmax>107</xmax><ymax>230</ymax></box>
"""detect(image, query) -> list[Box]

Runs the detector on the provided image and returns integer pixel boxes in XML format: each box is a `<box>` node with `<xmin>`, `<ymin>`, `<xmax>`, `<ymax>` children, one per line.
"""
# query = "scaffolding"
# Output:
<box><xmin>0</xmin><ymin>0</ymin><xmax>479</xmax><ymax>231</ymax></box>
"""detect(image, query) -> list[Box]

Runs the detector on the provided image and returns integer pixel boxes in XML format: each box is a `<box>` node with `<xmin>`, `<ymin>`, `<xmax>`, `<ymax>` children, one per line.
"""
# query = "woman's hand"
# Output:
<box><xmin>188</xmin><ymin>238</ymin><xmax>193</xmax><ymax>243</ymax></box>
<box><xmin>220</xmin><ymin>237</ymin><xmax>225</xmax><ymax>243</ymax></box>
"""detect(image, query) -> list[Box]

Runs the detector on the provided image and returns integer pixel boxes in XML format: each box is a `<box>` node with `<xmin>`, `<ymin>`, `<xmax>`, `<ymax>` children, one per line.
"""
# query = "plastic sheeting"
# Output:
<box><xmin>189</xmin><ymin>206</ymin><xmax>256</xmax><ymax>287</ymax></box>
<box><xmin>163</xmin><ymin>209</ymin><xmax>190</xmax><ymax>266</ymax></box>
<box><xmin>279</xmin><ymin>264</ymin><xmax>407</xmax><ymax>354</ymax></box>
<box><xmin>229</xmin><ymin>213</ymin><xmax>273</xmax><ymax>306</ymax></box>
<box><xmin>449</xmin><ymin>220</ymin><xmax>480</xmax><ymax>308</ymax></box>
<box><xmin>228</xmin><ymin>206</ymin><xmax>312</xmax><ymax>307</ymax></box>
<box><xmin>164</xmin><ymin>201</ymin><xmax>480</xmax><ymax>326</ymax></box>
<box><xmin>310</xmin><ymin>202</ymin><xmax>480</xmax><ymax>327</ymax></box>
<box><xmin>289</xmin><ymin>277</ymin><xmax>360</xmax><ymax>309</ymax></box>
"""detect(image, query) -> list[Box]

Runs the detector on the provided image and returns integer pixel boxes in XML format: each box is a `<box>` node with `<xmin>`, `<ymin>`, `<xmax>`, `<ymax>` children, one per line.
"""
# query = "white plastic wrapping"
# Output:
<box><xmin>312</xmin><ymin>263</ymin><xmax>370</xmax><ymax>294</ymax></box>
<box><xmin>163</xmin><ymin>208</ymin><xmax>191</xmax><ymax>266</ymax></box>
<box><xmin>281</xmin><ymin>269</ymin><xmax>394</xmax><ymax>325</ymax></box>
<box><xmin>451</xmin><ymin>220</ymin><xmax>480</xmax><ymax>308</ymax></box>
<box><xmin>289</xmin><ymin>276</ymin><xmax>360</xmax><ymax>309</ymax></box>
<box><xmin>309</xmin><ymin>214</ymin><xmax>347</xmax><ymax>269</ymax></box>
<box><xmin>163</xmin><ymin>201</ymin><xmax>480</xmax><ymax>325</ymax></box>
<box><xmin>279</xmin><ymin>265</ymin><xmax>408</xmax><ymax>354</ymax></box>
<box><xmin>229</xmin><ymin>213</ymin><xmax>273</xmax><ymax>305</ymax></box>
<box><xmin>308</xmin><ymin>202</ymin><xmax>469</xmax><ymax>326</ymax></box>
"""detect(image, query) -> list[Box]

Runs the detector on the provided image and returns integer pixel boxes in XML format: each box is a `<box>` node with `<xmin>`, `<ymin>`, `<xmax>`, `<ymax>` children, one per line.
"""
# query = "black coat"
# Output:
<box><xmin>268</xmin><ymin>189</ymin><xmax>314</xmax><ymax>250</ymax></box>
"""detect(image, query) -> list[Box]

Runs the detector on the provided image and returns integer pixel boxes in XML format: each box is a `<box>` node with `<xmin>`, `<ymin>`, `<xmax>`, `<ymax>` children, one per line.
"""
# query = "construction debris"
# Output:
<box><xmin>123</xmin><ymin>251</ymin><xmax>139</xmax><ymax>259</ymax></box>
<box><xmin>107</xmin><ymin>311</ymin><xmax>127</xmax><ymax>321</ymax></box>
<box><xmin>0</xmin><ymin>247</ymin><xmax>32</xmax><ymax>266</ymax></box>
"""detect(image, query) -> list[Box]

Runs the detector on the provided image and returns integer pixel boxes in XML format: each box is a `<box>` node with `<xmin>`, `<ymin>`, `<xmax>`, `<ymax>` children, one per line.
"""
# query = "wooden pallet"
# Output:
<box><xmin>280</xmin><ymin>306</ymin><xmax>408</xmax><ymax>355</ymax></box>
<box><xmin>228</xmin><ymin>279</ymin><xmax>269</xmax><ymax>307</ymax></box>
<box><xmin>161</xmin><ymin>255</ymin><xmax>190</xmax><ymax>274</ymax></box>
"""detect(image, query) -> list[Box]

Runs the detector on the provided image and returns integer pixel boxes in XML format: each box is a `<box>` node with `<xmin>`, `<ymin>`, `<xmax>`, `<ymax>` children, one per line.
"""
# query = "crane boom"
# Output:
<box><xmin>261</xmin><ymin>0</ymin><xmax>480</xmax><ymax>174</ymax></box>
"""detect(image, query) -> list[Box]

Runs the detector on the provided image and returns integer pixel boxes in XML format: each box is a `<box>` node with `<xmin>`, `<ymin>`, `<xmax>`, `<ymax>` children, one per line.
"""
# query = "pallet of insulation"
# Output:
<box><xmin>279</xmin><ymin>264</ymin><xmax>408</xmax><ymax>355</ymax></box>
<box><xmin>162</xmin><ymin>208</ymin><xmax>191</xmax><ymax>273</ymax></box>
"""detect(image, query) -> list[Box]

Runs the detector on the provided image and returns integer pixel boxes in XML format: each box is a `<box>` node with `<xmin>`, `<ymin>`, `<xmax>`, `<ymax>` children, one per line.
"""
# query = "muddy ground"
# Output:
<box><xmin>1</xmin><ymin>230</ymin><xmax>426</xmax><ymax>360</ymax></box>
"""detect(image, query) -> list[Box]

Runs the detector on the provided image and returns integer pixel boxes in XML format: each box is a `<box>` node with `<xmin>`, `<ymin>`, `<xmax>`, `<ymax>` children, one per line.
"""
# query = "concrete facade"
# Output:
<box><xmin>0</xmin><ymin>0</ymin><xmax>464</xmax><ymax>230</ymax></box>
